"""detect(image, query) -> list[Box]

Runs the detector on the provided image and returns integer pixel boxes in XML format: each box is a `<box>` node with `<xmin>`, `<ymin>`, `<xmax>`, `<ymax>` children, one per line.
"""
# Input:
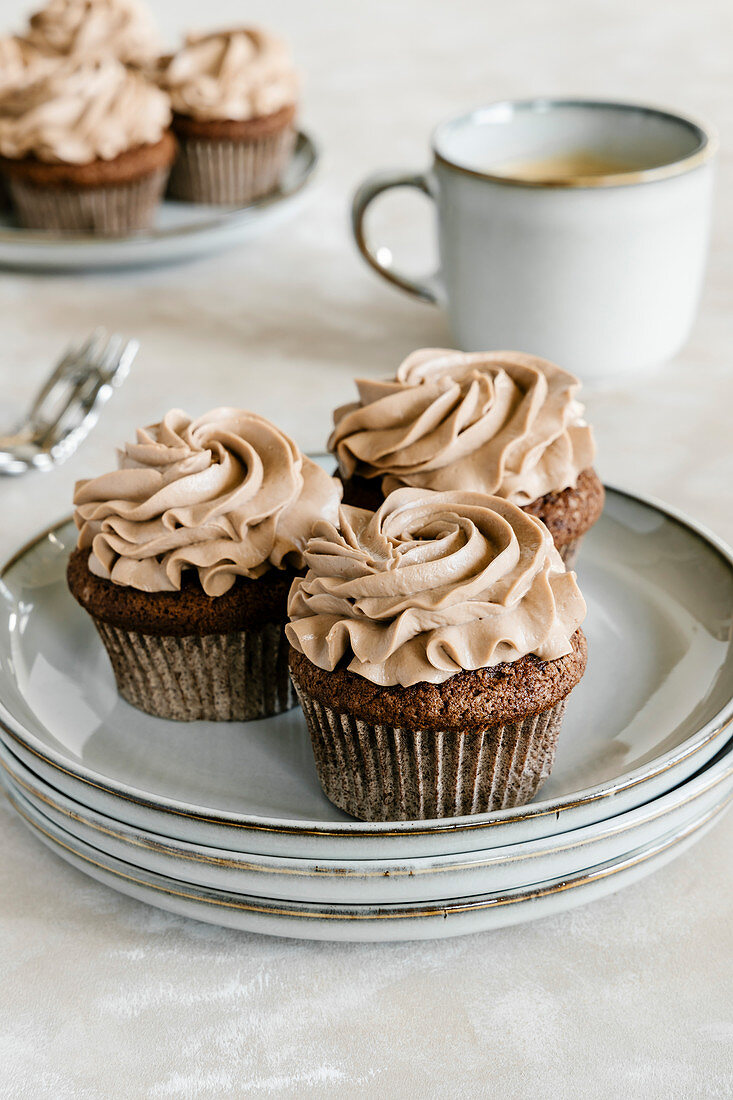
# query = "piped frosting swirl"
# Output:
<box><xmin>0</xmin><ymin>56</ymin><xmax>171</xmax><ymax>163</ymax></box>
<box><xmin>157</xmin><ymin>28</ymin><xmax>298</xmax><ymax>122</ymax></box>
<box><xmin>73</xmin><ymin>408</ymin><xmax>342</xmax><ymax>597</ymax></box>
<box><xmin>329</xmin><ymin>349</ymin><xmax>596</xmax><ymax>506</ymax></box>
<box><xmin>286</xmin><ymin>489</ymin><xmax>586</xmax><ymax>687</ymax></box>
<box><xmin>26</xmin><ymin>0</ymin><xmax>160</xmax><ymax>67</ymax></box>
<box><xmin>0</xmin><ymin>36</ymin><xmax>55</xmax><ymax>93</ymax></box>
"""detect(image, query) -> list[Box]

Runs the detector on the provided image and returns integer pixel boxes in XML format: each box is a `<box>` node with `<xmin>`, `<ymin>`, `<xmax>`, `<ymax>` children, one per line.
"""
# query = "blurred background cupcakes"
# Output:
<box><xmin>0</xmin><ymin>34</ymin><xmax>54</xmax><ymax>94</ymax></box>
<box><xmin>157</xmin><ymin>27</ymin><xmax>298</xmax><ymax>205</ymax></box>
<box><xmin>0</xmin><ymin>55</ymin><xmax>173</xmax><ymax>234</ymax></box>
<box><xmin>287</xmin><ymin>488</ymin><xmax>588</xmax><ymax>821</ymax></box>
<box><xmin>330</xmin><ymin>348</ymin><xmax>605</xmax><ymax>566</ymax></box>
<box><xmin>68</xmin><ymin>407</ymin><xmax>341</xmax><ymax>722</ymax></box>
<box><xmin>0</xmin><ymin>33</ymin><xmax>54</xmax><ymax>206</ymax></box>
<box><xmin>25</xmin><ymin>0</ymin><xmax>161</xmax><ymax>69</ymax></box>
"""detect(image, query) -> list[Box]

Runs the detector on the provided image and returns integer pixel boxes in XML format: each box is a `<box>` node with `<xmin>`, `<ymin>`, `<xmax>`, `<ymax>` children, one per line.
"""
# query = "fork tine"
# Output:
<box><xmin>32</xmin><ymin>350</ymin><xmax>113</xmax><ymax>449</ymax></box>
<box><xmin>27</xmin><ymin>328</ymin><xmax>109</xmax><ymax>423</ymax></box>
<box><xmin>96</xmin><ymin>332</ymin><xmax>123</xmax><ymax>376</ymax></box>
<box><xmin>1</xmin><ymin>330</ymin><xmax>136</xmax><ymax>474</ymax></box>
<box><xmin>111</xmin><ymin>338</ymin><xmax>139</xmax><ymax>384</ymax></box>
<box><xmin>32</xmin><ymin>376</ymin><xmax>101</xmax><ymax>450</ymax></box>
<box><xmin>34</xmin><ymin>337</ymin><xmax>138</xmax><ymax>452</ymax></box>
<box><xmin>46</xmin><ymin>375</ymin><xmax>113</xmax><ymax>460</ymax></box>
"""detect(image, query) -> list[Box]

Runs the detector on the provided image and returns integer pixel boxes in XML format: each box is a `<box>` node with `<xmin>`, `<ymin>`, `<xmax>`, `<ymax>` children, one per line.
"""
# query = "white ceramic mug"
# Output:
<box><xmin>352</xmin><ymin>99</ymin><xmax>717</xmax><ymax>381</ymax></box>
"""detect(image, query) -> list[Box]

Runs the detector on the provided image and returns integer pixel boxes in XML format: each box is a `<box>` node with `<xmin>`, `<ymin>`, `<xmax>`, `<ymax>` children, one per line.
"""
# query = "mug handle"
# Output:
<box><xmin>351</xmin><ymin>171</ymin><xmax>443</xmax><ymax>304</ymax></box>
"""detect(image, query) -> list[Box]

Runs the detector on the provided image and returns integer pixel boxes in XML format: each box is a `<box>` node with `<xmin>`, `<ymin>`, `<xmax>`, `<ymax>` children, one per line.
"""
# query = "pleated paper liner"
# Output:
<box><xmin>292</xmin><ymin>668</ymin><xmax>568</xmax><ymax>821</ymax></box>
<box><xmin>94</xmin><ymin>619</ymin><xmax>297</xmax><ymax>722</ymax></box>
<box><xmin>8</xmin><ymin>167</ymin><xmax>170</xmax><ymax>236</ymax></box>
<box><xmin>167</xmin><ymin>126</ymin><xmax>296</xmax><ymax>205</ymax></box>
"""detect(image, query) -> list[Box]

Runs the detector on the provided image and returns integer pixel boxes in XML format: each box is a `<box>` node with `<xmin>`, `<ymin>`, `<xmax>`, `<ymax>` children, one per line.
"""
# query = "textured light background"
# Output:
<box><xmin>1</xmin><ymin>0</ymin><xmax>732</xmax><ymax>1096</ymax></box>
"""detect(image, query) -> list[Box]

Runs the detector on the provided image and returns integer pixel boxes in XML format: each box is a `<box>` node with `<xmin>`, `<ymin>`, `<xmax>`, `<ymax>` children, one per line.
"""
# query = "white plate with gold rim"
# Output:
<box><xmin>0</xmin><ymin>487</ymin><xmax>732</xmax><ymax>859</ymax></box>
<box><xmin>0</xmin><ymin>131</ymin><xmax>316</xmax><ymax>272</ymax></box>
<box><xmin>2</xmin><ymin>730</ymin><xmax>733</xmax><ymax>904</ymax></box>
<box><xmin>4</xmin><ymin>777</ymin><xmax>730</xmax><ymax>941</ymax></box>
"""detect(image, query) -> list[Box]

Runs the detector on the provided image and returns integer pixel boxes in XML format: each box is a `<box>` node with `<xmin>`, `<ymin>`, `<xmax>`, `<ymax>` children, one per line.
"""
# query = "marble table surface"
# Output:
<box><xmin>1</xmin><ymin>0</ymin><xmax>732</xmax><ymax>1095</ymax></box>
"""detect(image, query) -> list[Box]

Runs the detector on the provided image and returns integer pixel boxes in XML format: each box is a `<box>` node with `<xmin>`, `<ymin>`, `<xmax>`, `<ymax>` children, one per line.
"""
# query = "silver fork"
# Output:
<box><xmin>0</xmin><ymin>330</ymin><xmax>138</xmax><ymax>476</ymax></box>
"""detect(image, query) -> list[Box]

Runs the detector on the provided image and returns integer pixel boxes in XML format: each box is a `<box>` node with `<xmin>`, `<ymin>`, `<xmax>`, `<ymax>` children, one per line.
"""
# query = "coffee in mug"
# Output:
<box><xmin>352</xmin><ymin>99</ymin><xmax>717</xmax><ymax>381</ymax></box>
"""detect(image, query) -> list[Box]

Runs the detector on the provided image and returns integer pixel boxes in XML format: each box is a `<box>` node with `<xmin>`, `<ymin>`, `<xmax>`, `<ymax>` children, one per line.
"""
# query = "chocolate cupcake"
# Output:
<box><xmin>287</xmin><ymin>489</ymin><xmax>588</xmax><ymax>821</ymax></box>
<box><xmin>25</xmin><ymin>0</ymin><xmax>161</xmax><ymax>69</ymax></box>
<box><xmin>0</xmin><ymin>56</ymin><xmax>173</xmax><ymax>235</ymax></box>
<box><xmin>329</xmin><ymin>349</ymin><xmax>604</xmax><ymax>567</ymax></box>
<box><xmin>0</xmin><ymin>36</ymin><xmax>54</xmax><ymax>208</ymax></box>
<box><xmin>157</xmin><ymin>28</ymin><xmax>298</xmax><ymax>205</ymax></box>
<box><xmin>68</xmin><ymin>408</ymin><xmax>341</xmax><ymax>722</ymax></box>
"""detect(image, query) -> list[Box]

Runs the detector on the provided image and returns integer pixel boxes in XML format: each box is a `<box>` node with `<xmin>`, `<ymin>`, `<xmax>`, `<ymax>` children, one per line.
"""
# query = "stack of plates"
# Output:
<box><xmin>1</xmin><ymin>487</ymin><xmax>732</xmax><ymax>942</ymax></box>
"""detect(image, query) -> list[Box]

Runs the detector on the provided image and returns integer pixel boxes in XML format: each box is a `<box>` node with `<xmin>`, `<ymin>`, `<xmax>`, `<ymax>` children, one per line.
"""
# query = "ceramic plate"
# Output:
<box><xmin>0</xmin><ymin>131</ymin><xmax>316</xmax><ymax>271</ymax></box>
<box><xmin>2</xmin><ymin>731</ymin><xmax>733</xmax><ymax>904</ymax></box>
<box><xmin>5</xmin><ymin>779</ymin><xmax>730</xmax><ymax>942</ymax></box>
<box><xmin>1</xmin><ymin>488</ymin><xmax>732</xmax><ymax>858</ymax></box>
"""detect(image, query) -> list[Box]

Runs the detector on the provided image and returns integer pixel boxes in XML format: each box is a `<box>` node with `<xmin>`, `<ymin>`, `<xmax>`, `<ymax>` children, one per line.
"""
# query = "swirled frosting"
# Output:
<box><xmin>157</xmin><ymin>28</ymin><xmax>298</xmax><ymax>122</ymax></box>
<box><xmin>0</xmin><ymin>57</ymin><xmax>171</xmax><ymax>163</ymax></box>
<box><xmin>73</xmin><ymin>408</ymin><xmax>342</xmax><ymax>597</ymax></box>
<box><xmin>286</xmin><ymin>489</ymin><xmax>586</xmax><ymax>687</ymax></box>
<box><xmin>330</xmin><ymin>349</ymin><xmax>596</xmax><ymax>506</ymax></box>
<box><xmin>0</xmin><ymin>36</ymin><xmax>54</xmax><ymax>93</ymax></box>
<box><xmin>26</xmin><ymin>0</ymin><xmax>160</xmax><ymax>67</ymax></box>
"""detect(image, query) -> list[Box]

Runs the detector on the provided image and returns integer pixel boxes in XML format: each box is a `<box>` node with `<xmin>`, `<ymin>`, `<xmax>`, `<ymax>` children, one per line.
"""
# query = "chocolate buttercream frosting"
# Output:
<box><xmin>74</xmin><ymin>408</ymin><xmax>342</xmax><ymax>596</ymax></box>
<box><xmin>26</xmin><ymin>0</ymin><xmax>160</xmax><ymax>67</ymax></box>
<box><xmin>286</xmin><ymin>488</ymin><xmax>587</xmax><ymax>687</ymax></box>
<box><xmin>0</xmin><ymin>36</ymin><xmax>55</xmax><ymax>93</ymax></box>
<box><xmin>329</xmin><ymin>349</ymin><xmax>596</xmax><ymax>506</ymax></box>
<box><xmin>157</xmin><ymin>28</ymin><xmax>298</xmax><ymax>122</ymax></box>
<box><xmin>0</xmin><ymin>56</ymin><xmax>170</xmax><ymax>163</ymax></box>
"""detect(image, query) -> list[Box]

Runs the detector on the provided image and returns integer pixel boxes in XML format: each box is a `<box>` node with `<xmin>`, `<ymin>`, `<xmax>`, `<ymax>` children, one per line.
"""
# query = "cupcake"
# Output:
<box><xmin>25</xmin><ymin>0</ymin><xmax>161</xmax><ymax>69</ymax></box>
<box><xmin>67</xmin><ymin>408</ymin><xmax>341</xmax><ymax>722</ymax></box>
<box><xmin>329</xmin><ymin>349</ymin><xmax>605</xmax><ymax>567</ymax></box>
<box><xmin>287</xmin><ymin>489</ymin><xmax>588</xmax><ymax>821</ymax></box>
<box><xmin>0</xmin><ymin>56</ymin><xmax>173</xmax><ymax>235</ymax></box>
<box><xmin>0</xmin><ymin>36</ymin><xmax>54</xmax><ymax>207</ymax></box>
<box><xmin>157</xmin><ymin>28</ymin><xmax>298</xmax><ymax>205</ymax></box>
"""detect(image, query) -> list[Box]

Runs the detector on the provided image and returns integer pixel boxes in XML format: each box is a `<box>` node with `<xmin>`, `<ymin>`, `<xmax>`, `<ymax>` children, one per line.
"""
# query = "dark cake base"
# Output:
<box><xmin>67</xmin><ymin>549</ymin><xmax>299</xmax><ymax>721</ymax></box>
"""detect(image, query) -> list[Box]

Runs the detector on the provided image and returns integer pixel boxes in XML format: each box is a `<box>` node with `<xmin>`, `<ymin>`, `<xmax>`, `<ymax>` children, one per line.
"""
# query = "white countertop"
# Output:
<box><xmin>1</xmin><ymin>0</ymin><xmax>732</xmax><ymax>1095</ymax></box>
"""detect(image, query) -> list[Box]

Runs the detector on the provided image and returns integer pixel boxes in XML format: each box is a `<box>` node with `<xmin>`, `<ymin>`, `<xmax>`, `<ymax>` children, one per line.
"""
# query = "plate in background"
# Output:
<box><xmin>1</xmin><ymin>487</ymin><xmax>732</xmax><ymax>859</ymax></box>
<box><xmin>0</xmin><ymin>131</ymin><xmax>317</xmax><ymax>272</ymax></box>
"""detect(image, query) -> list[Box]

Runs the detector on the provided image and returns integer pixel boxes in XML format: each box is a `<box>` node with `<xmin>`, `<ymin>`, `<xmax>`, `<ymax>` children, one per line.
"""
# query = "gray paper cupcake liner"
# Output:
<box><xmin>94</xmin><ymin>619</ymin><xmax>297</xmax><ymax>722</ymax></box>
<box><xmin>292</xmin><ymin>674</ymin><xmax>568</xmax><ymax>821</ymax></box>
<box><xmin>8</xmin><ymin>167</ymin><xmax>170</xmax><ymax>236</ymax></box>
<box><xmin>167</xmin><ymin>126</ymin><xmax>296</xmax><ymax>205</ymax></box>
